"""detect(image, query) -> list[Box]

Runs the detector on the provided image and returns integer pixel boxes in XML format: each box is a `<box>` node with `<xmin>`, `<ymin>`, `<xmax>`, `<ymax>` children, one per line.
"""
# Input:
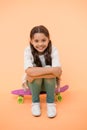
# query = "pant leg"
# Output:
<box><xmin>44</xmin><ymin>78</ymin><xmax>56</xmax><ymax>103</ymax></box>
<box><xmin>28</xmin><ymin>79</ymin><xmax>42</xmax><ymax>103</ymax></box>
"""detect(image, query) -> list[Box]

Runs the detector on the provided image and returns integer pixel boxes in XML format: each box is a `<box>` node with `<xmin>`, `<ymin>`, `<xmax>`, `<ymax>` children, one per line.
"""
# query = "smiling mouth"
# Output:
<box><xmin>39</xmin><ymin>47</ymin><xmax>44</xmax><ymax>50</ymax></box>
<box><xmin>37</xmin><ymin>46</ymin><xmax>45</xmax><ymax>50</ymax></box>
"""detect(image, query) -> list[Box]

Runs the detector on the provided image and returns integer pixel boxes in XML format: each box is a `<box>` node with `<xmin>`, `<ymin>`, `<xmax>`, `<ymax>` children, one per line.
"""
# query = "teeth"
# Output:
<box><xmin>36</xmin><ymin>46</ymin><xmax>45</xmax><ymax>51</ymax></box>
<box><xmin>39</xmin><ymin>47</ymin><xmax>43</xmax><ymax>49</ymax></box>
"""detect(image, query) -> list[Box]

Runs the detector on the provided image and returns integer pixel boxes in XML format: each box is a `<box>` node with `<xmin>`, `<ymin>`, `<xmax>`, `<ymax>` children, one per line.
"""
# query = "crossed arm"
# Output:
<box><xmin>25</xmin><ymin>67</ymin><xmax>62</xmax><ymax>82</ymax></box>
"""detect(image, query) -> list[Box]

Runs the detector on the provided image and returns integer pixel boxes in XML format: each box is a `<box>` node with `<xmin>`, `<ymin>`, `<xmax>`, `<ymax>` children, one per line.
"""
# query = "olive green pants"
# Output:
<box><xmin>28</xmin><ymin>78</ymin><xmax>56</xmax><ymax>103</ymax></box>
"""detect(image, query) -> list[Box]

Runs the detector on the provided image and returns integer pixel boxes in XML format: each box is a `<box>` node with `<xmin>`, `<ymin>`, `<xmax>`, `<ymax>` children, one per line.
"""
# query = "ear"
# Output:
<box><xmin>30</xmin><ymin>38</ymin><xmax>34</xmax><ymax>45</ymax></box>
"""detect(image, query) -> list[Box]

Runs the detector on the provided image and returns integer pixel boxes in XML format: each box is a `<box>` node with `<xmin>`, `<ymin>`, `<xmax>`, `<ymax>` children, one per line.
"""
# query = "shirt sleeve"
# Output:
<box><xmin>52</xmin><ymin>46</ymin><xmax>61</xmax><ymax>67</ymax></box>
<box><xmin>24</xmin><ymin>47</ymin><xmax>33</xmax><ymax>70</ymax></box>
<box><xmin>22</xmin><ymin>73</ymin><xmax>27</xmax><ymax>84</ymax></box>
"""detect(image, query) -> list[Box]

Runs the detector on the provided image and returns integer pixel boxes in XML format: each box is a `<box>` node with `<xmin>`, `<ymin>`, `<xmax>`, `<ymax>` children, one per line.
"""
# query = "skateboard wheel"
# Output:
<box><xmin>17</xmin><ymin>96</ymin><xmax>24</xmax><ymax>104</ymax></box>
<box><xmin>55</xmin><ymin>93</ymin><xmax>62</xmax><ymax>102</ymax></box>
<box><xmin>58</xmin><ymin>94</ymin><xmax>62</xmax><ymax>101</ymax></box>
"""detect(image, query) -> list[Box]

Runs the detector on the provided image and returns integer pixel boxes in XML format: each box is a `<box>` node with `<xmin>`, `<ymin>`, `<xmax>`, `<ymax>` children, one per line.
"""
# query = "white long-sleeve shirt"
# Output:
<box><xmin>22</xmin><ymin>45</ymin><xmax>61</xmax><ymax>84</ymax></box>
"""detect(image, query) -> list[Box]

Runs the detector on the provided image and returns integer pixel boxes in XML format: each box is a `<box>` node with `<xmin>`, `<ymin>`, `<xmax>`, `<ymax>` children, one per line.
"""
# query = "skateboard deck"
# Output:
<box><xmin>11</xmin><ymin>85</ymin><xmax>69</xmax><ymax>103</ymax></box>
<box><xmin>11</xmin><ymin>85</ymin><xmax>69</xmax><ymax>95</ymax></box>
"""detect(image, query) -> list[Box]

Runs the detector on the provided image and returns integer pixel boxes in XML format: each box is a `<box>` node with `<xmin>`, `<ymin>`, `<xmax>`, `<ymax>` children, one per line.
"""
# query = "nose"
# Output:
<box><xmin>38</xmin><ymin>42</ymin><xmax>42</xmax><ymax>46</ymax></box>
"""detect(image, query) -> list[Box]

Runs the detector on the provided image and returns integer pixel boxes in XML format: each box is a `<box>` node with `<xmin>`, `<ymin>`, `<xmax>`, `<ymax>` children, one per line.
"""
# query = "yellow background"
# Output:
<box><xmin>0</xmin><ymin>0</ymin><xmax>87</xmax><ymax>130</ymax></box>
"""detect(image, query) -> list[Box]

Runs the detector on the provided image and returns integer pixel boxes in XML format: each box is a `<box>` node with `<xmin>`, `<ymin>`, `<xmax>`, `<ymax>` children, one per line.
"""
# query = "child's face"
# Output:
<box><xmin>30</xmin><ymin>33</ymin><xmax>49</xmax><ymax>54</ymax></box>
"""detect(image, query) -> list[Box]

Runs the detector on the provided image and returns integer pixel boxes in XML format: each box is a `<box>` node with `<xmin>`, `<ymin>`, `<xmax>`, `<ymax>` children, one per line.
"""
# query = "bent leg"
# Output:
<box><xmin>44</xmin><ymin>78</ymin><xmax>56</xmax><ymax>103</ymax></box>
<box><xmin>28</xmin><ymin>79</ymin><xmax>42</xmax><ymax>103</ymax></box>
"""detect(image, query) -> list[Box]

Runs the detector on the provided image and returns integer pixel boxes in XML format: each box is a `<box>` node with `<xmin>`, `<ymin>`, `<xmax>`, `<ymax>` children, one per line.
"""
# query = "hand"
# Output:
<box><xmin>53</xmin><ymin>67</ymin><xmax>62</xmax><ymax>78</ymax></box>
<box><xmin>26</xmin><ymin>75</ymin><xmax>35</xmax><ymax>83</ymax></box>
<box><xmin>22</xmin><ymin>82</ymin><xmax>29</xmax><ymax>91</ymax></box>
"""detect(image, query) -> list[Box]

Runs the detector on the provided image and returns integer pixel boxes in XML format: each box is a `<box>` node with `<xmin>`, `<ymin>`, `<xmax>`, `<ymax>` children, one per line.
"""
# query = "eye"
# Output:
<box><xmin>42</xmin><ymin>39</ymin><xmax>46</xmax><ymax>42</ymax></box>
<box><xmin>35</xmin><ymin>39</ymin><xmax>39</xmax><ymax>43</ymax></box>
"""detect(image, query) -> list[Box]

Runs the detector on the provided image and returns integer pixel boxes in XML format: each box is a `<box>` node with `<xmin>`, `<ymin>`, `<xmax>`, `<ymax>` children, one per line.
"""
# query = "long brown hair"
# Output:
<box><xmin>30</xmin><ymin>25</ymin><xmax>52</xmax><ymax>67</ymax></box>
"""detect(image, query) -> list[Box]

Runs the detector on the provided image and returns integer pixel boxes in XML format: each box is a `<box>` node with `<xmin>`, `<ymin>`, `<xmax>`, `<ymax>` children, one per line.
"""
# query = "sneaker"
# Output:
<box><xmin>47</xmin><ymin>103</ymin><xmax>56</xmax><ymax>118</ymax></box>
<box><xmin>31</xmin><ymin>103</ymin><xmax>41</xmax><ymax>116</ymax></box>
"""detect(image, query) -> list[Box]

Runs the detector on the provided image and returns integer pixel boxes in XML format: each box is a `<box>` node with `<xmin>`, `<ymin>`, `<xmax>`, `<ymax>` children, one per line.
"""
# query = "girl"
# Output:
<box><xmin>23</xmin><ymin>25</ymin><xmax>62</xmax><ymax>118</ymax></box>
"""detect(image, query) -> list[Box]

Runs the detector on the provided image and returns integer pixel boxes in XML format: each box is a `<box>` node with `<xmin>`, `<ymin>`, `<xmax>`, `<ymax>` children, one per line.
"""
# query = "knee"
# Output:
<box><xmin>33</xmin><ymin>79</ymin><xmax>42</xmax><ymax>86</ymax></box>
<box><xmin>44</xmin><ymin>78</ymin><xmax>56</xmax><ymax>85</ymax></box>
